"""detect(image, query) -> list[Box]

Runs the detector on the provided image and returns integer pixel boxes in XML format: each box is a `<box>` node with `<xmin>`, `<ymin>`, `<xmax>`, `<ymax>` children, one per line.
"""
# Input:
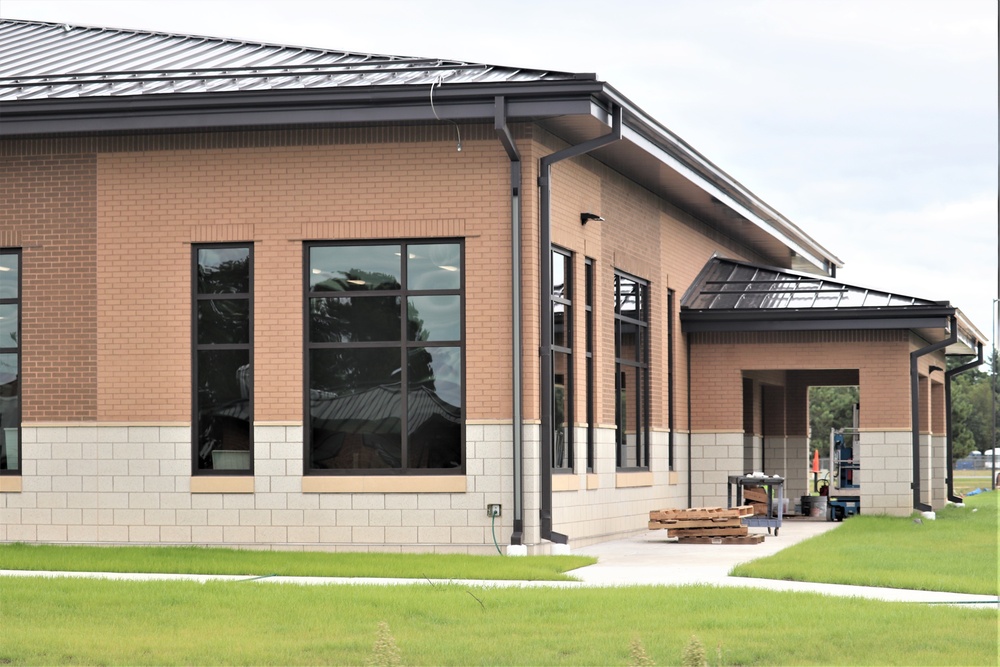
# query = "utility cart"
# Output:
<box><xmin>727</xmin><ymin>474</ymin><xmax>784</xmax><ymax>536</ymax></box>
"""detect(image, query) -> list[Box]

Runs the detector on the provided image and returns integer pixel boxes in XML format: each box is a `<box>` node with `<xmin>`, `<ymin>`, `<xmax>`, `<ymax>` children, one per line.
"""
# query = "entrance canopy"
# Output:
<box><xmin>681</xmin><ymin>257</ymin><xmax>983</xmax><ymax>355</ymax></box>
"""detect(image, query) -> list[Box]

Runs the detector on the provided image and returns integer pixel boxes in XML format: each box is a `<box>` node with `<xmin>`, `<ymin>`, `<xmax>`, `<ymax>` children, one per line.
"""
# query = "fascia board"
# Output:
<box><xmin>681</xmin><ymin>311</ymin><xmax>954</xmax><ymax>334</ymax></box>
<box><xmin>0</xmin><ymin>81</ymin><xmax>605</xmax><ymax>135</ymax></box>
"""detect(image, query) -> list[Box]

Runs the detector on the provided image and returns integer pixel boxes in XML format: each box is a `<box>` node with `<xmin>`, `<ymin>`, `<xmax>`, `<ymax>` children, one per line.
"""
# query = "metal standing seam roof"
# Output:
<box><xmin>679</xmin><ymin>256</ymin><xmax>986</xmax><ymax>354</ymax></box>
<box><xmin>0</xmin><ymin>18</ymin><xmax>845</xmax><ymax>277</ymax></box>
<box><xmin>0</xmin><ymin>19</ymin><xmax>579</xmax><ymax>100</ymax></box>
<box><xmin>681</xmin><ymin>257</ymin><xmax>944</xmax><ymax>312</ymax></box>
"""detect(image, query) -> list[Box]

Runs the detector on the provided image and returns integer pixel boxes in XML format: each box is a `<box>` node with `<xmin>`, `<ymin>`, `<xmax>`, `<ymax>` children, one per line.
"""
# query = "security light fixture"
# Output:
<box><xmin>580</xmin><ymin>212</ymin><xmax>604</xmax><ymax>225</ymax></box>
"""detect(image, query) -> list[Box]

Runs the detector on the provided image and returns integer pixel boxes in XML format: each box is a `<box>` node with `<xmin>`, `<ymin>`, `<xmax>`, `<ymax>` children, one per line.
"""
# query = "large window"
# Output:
<box><xmin>0</xmin><ymin>250</ymin><xmax>19</xmax><ymax>474</ymax></box>
<box><xmin>551</xmin><ymin>248</ymin><xmax>573</xmax><ymax>471</ymax></box>
<box><xmin>306</xmin><ymin>241</ymin><xmax>463</xmax><ymax>473</ymax></box>
<box><xmin>614</xmin><ymin>272</ymin><xmax>649</xmax><ymax>469</ymax></box>
<box><xmin>193</xmin><ymin>245</ymin><xmax>253</xmax><ymax>473</ymax></box>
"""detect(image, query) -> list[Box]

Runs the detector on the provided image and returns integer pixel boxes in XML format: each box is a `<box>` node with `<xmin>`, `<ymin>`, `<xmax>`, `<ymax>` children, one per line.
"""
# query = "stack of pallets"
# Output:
<box><xmin>647</xmin><ymin>506</ymin><xmax>764</xmax><ymax>544</ymax></box>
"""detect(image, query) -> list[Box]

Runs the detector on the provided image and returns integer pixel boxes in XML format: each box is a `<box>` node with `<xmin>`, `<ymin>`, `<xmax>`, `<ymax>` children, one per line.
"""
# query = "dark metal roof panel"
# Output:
<box><xmin>681</xmin><ymin>256</ymin><xmax>943</xmax><ymax>312</ymax></box>
<box><xmin>0</xmin><ymin>19</ymin><xmax>579</xmax><ymax>100</ymax></box>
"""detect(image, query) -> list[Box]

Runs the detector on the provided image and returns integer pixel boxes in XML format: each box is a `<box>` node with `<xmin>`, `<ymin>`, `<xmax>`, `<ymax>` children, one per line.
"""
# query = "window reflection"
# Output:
<box><xmin>307</xmin><ymin>241</ymin><xmax>463</xmax><ymax>473</ymax></box>
<box><xmin>310</xmin><ymin>296</ymin><xmax>401</xmax><ymax>343</ymax></box>
<box><xmin>311</xmin><ymin>245</ymin><xmax>401</xmax><ymax>291</ymax></box>
<box><xmin>194</xmin><ymin>244</ymin><xmax>252</xmax><ymax>473</ymax></box>
<box><xmin>0</xmin><ymin>249</ymin><xmax>18</xmax><ymax>473</ymax></box>
<box><xmin>0</xmin><ymin>352</ymin><xmax>18</xmax><ymax>472</ymax></box>
<box><xmin>408</xmin><ymin>244</ymin><xmax>461</xmax><ymax>290</ymax></box>
<box><xmin>407</xmin><ymin>296</ymin><xmax>460</xmax><ymax>341</ymax></box>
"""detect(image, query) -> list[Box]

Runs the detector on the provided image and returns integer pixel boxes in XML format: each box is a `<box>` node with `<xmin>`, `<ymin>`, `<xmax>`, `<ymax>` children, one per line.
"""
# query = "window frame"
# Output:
<box><xmin>614</xmin><ymin>270</ymin><xmax>650</xmax><ymax>470</ymax></box>
<box><xmin>551</xmin><ymin>247</ymin><xmax>573</xmax><ymax>472</ymax></box>
<box><xmin>303</xmin><ymin>239</ymin><xmax>466</xmax><ymax>476</ymax></box>
<box><xmin>584</xmin><ymin>257</ymin><xmax>594</xmax><ymax>473</ymax></box>
<box><xmin>0</xmin><ymin>248</ymin><xmax>21</xmax><ymax>475</ymax></box>
<box><xmin>191</xmin><ymin>243</ymin><xmax>254</xmax><ymax>476</ymax></box>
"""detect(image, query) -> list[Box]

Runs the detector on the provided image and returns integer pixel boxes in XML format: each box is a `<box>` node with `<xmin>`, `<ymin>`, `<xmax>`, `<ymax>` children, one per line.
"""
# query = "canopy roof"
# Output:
<box><xmin>681</xmin><ymin>257</ymin><xmax>983</xmax><ymax>354</ymax></box>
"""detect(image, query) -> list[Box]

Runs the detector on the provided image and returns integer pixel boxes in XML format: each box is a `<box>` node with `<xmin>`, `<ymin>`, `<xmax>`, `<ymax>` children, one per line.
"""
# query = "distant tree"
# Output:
<box><xmin>809</xmin><ymin>386</ymin><xmax>859</xmax><ymax>456</ymax></box>
<box><xmin>949</xmin><ymin>351</ymin><xmax>999</xmax><ymax>460</ymax></box>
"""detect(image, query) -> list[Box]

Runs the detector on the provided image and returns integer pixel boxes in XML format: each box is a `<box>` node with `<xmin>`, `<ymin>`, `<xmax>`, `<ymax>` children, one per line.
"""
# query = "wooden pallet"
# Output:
<box><xmin>649</xmin><ymin>505</ymin><xmax>753</xmax><ymax>522</ymax></box>
<box><xmin>666</xmin><ymin>526</ymin><xmax>748</xmax><ymax>538</ymax></box>
<box><xmin>742</xmin><ymin>487</ymin><xmax>769</xmax><ymax>503</ymax></box>
<box><xmin>676</xmin><ymin>534</ymin><xmax>766</xmax><ymax>545</ymax></box>
<box><xmin>647</xmin><ymin>517</ymin><xmax>744</xmax><ymax>530</ymax></box>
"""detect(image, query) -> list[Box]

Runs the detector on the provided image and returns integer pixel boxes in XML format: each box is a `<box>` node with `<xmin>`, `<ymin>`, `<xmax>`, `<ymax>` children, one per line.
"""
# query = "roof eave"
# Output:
<box><xmin>0</xmin><ymin>79</ymin><xmax>605</xmax><ymax>134</ymax></box>
<box><xmin>0</xmin><ymin>75</ymin><xmax>842</xmax><ymax>275</ymax></box>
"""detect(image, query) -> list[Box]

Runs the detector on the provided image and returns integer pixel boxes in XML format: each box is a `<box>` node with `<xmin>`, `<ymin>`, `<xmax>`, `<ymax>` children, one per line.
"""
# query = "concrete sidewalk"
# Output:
<box><xmin>568</xmin><ymin>519</ymin><xmax>998</xmax><ymax>607</ymax></box>
<box><xmin>1</xmin><ymin>520</ymin><xmax>996</xmax><ymax>608</ymax></box>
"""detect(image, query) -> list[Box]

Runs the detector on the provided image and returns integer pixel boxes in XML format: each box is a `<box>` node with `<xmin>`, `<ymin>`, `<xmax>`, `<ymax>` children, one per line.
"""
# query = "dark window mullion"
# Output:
<box><xmin>398</xmin><ymin>260</ymin><xmax>409</xmax><ymax>472</ymax></box>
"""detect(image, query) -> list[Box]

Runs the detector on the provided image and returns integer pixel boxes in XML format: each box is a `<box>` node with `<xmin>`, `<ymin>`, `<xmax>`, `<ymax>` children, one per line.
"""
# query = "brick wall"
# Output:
<box><xmin>690</xmin><ymin>330</ymin><xmax>910</xmax><ymax>432</ymax></box>
<box><xmin>0</xmin><ymin>154</ymin><xmax>98</xmax><ymax>422</ymax></box>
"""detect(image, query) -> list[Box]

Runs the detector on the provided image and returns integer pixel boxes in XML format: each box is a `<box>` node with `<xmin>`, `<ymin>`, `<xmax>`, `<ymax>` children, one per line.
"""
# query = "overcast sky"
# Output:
<box><xmin>4</xmin><ymin>0</ymin><xmax>998</xmax><ymax>353</ymax></box>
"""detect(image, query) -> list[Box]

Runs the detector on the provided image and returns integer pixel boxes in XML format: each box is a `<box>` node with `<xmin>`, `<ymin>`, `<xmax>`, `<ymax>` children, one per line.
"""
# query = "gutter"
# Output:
<box><xmin>494</xmin><ymin>96</ymin><xmax>524</xmax><ymax>545</ymax></box>
<box><xmin>537</xmin><ymin>104</ymin><xmax>622</xmax><ymax>544</ymax></box>
<box><xmin>910</xmin><ymin>315</ymin><xmax>957</xmax><ymax>512</ymax></box>
<box><xmin>944</xmin><ymin>341</ymin><xmax>984</xmax><ymax>503</ymax></box>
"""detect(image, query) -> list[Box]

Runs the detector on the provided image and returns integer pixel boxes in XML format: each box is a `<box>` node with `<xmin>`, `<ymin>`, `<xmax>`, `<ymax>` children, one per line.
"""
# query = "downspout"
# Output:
<box><xmin>686</xmin><ymin>335</ymin><xmax>693</xmax><ymax>508</ymax></box>
<box><xmin>910</xmin><ymin>315</ymin><xmax>957</xmax><ymax>512</ymax></box>
<box><xmin>494</xmin><ymin>96</ymin><xmax>523</xmax><ymax>545</ymax></box>
<box><xmin>944</xmin><ymin>341</ymin><xmax>983</xmax><ymax>503</ymax></box>
<box><xmin>538</xmin><ymin>104</ymin><xmax>623</xmax><ymax>544</ymax></box>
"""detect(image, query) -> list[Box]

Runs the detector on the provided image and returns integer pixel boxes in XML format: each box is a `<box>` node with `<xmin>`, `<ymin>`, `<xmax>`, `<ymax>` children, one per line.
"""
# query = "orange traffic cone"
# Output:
<box><xmin>811</xmin><ymin>449</ymin><xmax>820</xmax><ymax>474</ymax></box>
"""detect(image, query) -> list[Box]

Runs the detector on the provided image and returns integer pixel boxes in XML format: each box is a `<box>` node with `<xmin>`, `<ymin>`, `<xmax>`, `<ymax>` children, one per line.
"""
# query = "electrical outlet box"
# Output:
<box><xmin>487</xmin><ymin>504</ymin><xmax>501</xmax><ymax>517</ymax></box>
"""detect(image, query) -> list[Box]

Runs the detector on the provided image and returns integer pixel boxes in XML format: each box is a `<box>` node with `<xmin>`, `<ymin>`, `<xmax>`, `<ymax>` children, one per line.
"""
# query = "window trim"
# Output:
<box><xmin>191</xmin><ymin>243</ymin><xmax>254</xmax><ymax>476</ymax></box>
<box><xmin>0</xmin><ymin>248</ymin><xmax>21</xmax><ymax>476</ymax></box>
<box><xmin>303</xmin><ymin>239</ymin><xmax>466</xmax><ymax>476</ymax></box>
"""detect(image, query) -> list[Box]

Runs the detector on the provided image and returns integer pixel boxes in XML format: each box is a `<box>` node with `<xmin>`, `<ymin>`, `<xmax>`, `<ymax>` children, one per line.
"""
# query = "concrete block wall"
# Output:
<box><xmin>857</xmin><ymin>430</ymin><xmax>913</xmax><ymax>515</ymax></box>
<box><xmin>689</xmin><ymin>432</ymin><xmax>744</xmax><ymax>508</ymax></box>
<box><xmin>551</xmin><ymin>428</ymin><xmax>686</xmax><ymax>549</ymax></box>
<box><xmin>0</xmin><ymin>423</ymin><xmax>516</xmax><ymax>553</ymax></box>
<box><xmin>784</xmin><ymin>436</ymin><xmax>809</xmax><ymax>500</ymax></box>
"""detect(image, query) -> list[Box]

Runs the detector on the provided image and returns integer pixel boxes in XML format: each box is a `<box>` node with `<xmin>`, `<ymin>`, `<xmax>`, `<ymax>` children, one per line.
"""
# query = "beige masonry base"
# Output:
<box><xmin>690</xmin><ymin>430</ymin><xmax>941</xmax><ymax>516</ymax></box>
<box><xmin>0</xmin><ymin>424</ymin><xmax>515</xmax><ymax>553</ymax></box>
<box><xmin>3</xmin><ymin>424</ymin><xmax>697</xmax><ymax>553</ymax></box>
<box><xmin>549</xmin><ymin>428</ymin><xmax>687</xmax><ymax>550</ymax></box>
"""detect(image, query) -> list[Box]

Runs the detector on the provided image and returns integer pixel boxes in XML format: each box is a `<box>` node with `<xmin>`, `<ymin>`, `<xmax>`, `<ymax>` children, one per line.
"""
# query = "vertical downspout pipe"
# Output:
<box><xmin>686</xmin><ymin>335</ymin><xmax>693</xmax><ymax>508</ymax></box>
<box><xmin>910</xmin><ymin>315</ymin><xmax>957</xmax><ymax>512</ymax></box>
<box><xmin>944</xmin><ymin>341</ymin><xmax>983</xmax><ymax>503</ymax></box>
<box><xmin>538</xmin><ymin>105</ymin><xmax>622</xmax><ymax>544</ymax></box>
<box><xmin>494</xmin><ymin>96</ymin><xmax>523</xmax><ymax>545</ymax></box>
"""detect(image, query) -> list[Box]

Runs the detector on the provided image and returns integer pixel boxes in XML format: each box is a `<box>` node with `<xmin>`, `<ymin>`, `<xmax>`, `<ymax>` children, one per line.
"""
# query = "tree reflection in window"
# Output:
<box><xmin>193</xmin><ymin>245</ymin><xmax>252</xmax><ymax>473</ymax></box>
<box><xmin>0</xmin><ymin>250</ymin><xmax>19</xmax><ymax>473</ymax></box>
<box><xmin>307</xmin><ymin>242</ymin><xmax>463</xmax><ymax>473</ymax></box>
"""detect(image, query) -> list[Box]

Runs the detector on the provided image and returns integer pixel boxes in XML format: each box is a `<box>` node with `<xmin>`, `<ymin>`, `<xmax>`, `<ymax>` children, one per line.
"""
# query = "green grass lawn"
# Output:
<box><xmin>1</xmin><ymin>494</ymin><xmax>996</xmax><ymax>664</ymax></box>
<box><xmin>954</xmin><ymin>469</ymin><xmax>996</xmax><ymax>495</ymax></box>
<box><xmin>0</xmin><ymin>576</ymin><xmax>995</xmax><ymax>666</ymax></box>
<box><xmin>732</xmin><ymin>491</ymin><xmax>999</xmax><ymax>595</ymax></box>
<box><xmin>0</xmin><ymin>543</ymin><xmax>593</xmax><ymax>581</ymax></box>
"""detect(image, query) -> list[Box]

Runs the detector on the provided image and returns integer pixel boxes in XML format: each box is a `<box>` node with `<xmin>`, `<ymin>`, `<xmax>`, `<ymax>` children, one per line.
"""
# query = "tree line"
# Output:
<box><xmin>808</xmin><ymin>351</ymin><xmax>1000</xmax><ymax>461</ymax></box>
